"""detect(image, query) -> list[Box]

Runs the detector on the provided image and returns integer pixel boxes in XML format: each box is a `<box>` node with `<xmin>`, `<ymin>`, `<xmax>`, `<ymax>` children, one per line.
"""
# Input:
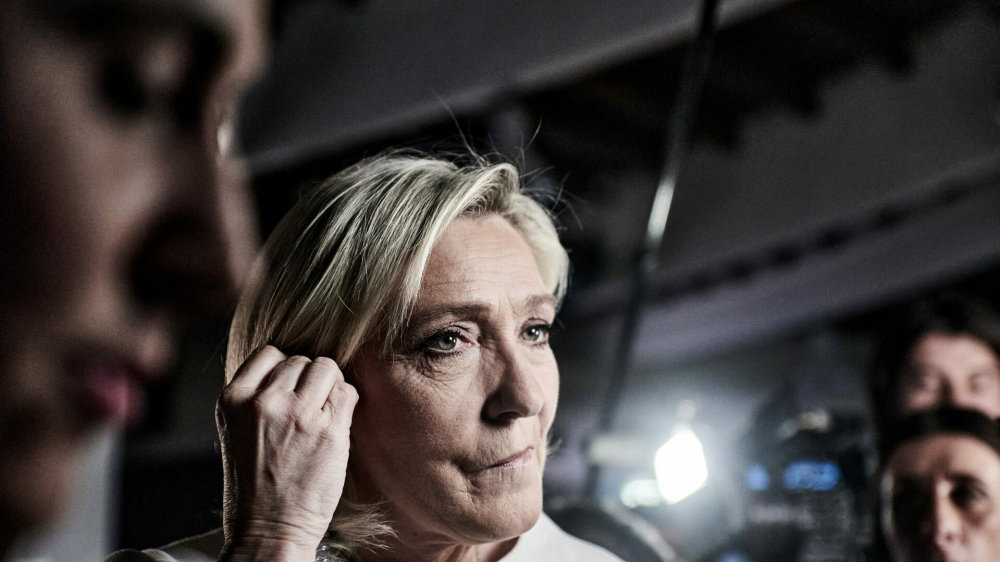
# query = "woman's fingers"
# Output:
<box><xmin>325</xmin><ymin>378</ymin><xmax>359</xmax><ymax>426</ymax></box>
<box><xmin>294</xmin><ymin>357</ymin><xmax>343</xmax><ymax>410</ymax></box>
<box><xmin>262</xmin><ymin>355</ymin><xmax>311</xmax><ymax>394</ymax></box>
<box><xmin>227</xmin><ymin>346</ymin><xmax>344</xmax><ymax>411</ymax></box>
<box><xmin>227</xmin><ymin>345</ymin><xmax>287</xmax><ymax>395</ymax></box>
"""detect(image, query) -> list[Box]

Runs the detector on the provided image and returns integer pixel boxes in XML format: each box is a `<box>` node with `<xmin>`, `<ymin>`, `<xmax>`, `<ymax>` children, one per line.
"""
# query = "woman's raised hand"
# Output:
<box><xmin>216</xmin><ymin>346</ymin><xmax>358</xmax><ymax>562</ymax></box>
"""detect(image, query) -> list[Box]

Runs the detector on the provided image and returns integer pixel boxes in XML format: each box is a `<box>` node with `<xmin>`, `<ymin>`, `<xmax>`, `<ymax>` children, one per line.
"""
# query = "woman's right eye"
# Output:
<box><xmin>422</xmin><ymin>331</ymin><xmax>464</xmax><ymax>353</ymax></box>
<box><xmin>431</xmin><ymin>335</ymin><xmax>459</xmax><ymax>351</ymax></box>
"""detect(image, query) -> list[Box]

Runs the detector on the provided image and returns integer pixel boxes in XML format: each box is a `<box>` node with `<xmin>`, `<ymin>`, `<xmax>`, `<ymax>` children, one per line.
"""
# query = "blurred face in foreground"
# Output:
<box><xmin>350</xmin><ymin>215</ymin><xmax>559</xmax><ymax>560</ymax></box>
<box><xmin>0</xmin><ymin>0</ymin><xmax>265</xmax><ymax>545</ymax></box>
<box><xmin>883</xmin><ymin>434</ymin><xmax>1000</xmax><ymax>562</ymax></box>
<box><xmin>900</xmin><ymin>333</ymin><xmax>1000</xmax><ymax>419</ymax></box>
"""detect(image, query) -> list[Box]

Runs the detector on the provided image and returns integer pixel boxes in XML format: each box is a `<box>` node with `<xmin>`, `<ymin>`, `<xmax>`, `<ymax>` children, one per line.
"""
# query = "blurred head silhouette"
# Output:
<box><xmin>881</xmin><ymin>407</ymin><xmax>1000</xmax><ymax>562</ymax></box>
<box><xmin>0</xmin><ymin>0</ymin><xmax>269</xmax><ymax>552</ymax></box>
<box><xmin>871</xmin><ymin>294</ymin><xmax>1000</xmax><ymax>435</ymax></box>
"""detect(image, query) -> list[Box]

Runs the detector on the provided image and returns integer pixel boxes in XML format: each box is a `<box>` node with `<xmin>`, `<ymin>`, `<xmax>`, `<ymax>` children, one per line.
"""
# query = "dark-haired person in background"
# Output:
<box><xmin>867</xmin><ymin>295</ymin><xmax>1000</xmax><ymax>562</ymax></box>
<box><xmin>870</xmin><ymin>294</ymin><xmax>1000</xmax><ymax>434</ymax></box>
<box><xmin>0</xmin><ymin>0</ymin><xmax>269</xmax><ymax>557</ymax></box>
<box><xmin>880</xmin><ymin>407</ymin><xmax>1000</xmax><ymax>562</ymax></box>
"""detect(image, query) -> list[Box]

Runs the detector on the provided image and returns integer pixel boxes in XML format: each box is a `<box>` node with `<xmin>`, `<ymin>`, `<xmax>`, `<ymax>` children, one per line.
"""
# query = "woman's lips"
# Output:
<box><xmin>77</xmin><ymin>360</ymin><xmax>146</xmax><ymax>428</ymax></box>
<box><xmin>485</xmin><ymin>447</ymin><xmax>534</xmax><ymax>470</ymax></box>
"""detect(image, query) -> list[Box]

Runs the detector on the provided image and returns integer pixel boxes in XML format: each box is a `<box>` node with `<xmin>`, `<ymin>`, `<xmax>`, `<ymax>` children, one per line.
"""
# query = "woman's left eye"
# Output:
<box><xmin>522</xmin><ymin>324</ymin><xmax>551</xmax><ymax>344</ymax></box>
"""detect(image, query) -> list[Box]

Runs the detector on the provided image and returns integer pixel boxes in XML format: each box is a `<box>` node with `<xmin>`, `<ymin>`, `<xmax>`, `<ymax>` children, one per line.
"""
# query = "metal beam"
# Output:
<box><xmin>586</xmin><ymin>155</ymin><xmax>1000</xmax><ymax>365</ymax></box>
<box><xmin>238</xmin><ymin>0</ymin><xmax>795</xmax><ymax>173</ymax></box>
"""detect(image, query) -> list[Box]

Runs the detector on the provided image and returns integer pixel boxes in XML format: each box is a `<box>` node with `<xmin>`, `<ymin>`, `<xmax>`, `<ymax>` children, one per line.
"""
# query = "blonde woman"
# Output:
<box><xmin>107</xmin><ymin>153</ymin><xmax>623</xmax><ymax>562</ymax></box>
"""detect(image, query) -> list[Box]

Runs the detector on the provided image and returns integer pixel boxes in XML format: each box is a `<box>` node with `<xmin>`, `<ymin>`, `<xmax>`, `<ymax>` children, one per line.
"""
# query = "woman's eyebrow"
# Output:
<box><xmin>407</xmin><ymin>294</ymin><xmax>556</xmax><ymax>328</ymax></box>
<box><xmin>522</xmin><ymin>294</ymin><xmax>557</xmax><ymax>313</ymax></box>
<box><xmin>407</xmin><ymin>304</ymin><xmax>491</xmax><ymax>328</ymax></box>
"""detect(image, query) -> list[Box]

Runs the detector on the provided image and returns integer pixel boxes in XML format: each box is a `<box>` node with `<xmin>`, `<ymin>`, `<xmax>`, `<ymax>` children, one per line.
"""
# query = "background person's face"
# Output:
<box><xmin>350</xmin><ymin>215</ymin><xmax>559</xmax><ymax>546</ymax></box>
<box><xmin>0</xmin><ymin>0</ymin><xmax>265</xmax><ymax>537</ymax></box>
<box><xmin>883</xmin><ymin>435</ymin><xmax>1000</xmax><ymax>562</ymax></box>
<box><xmin>900</xmin><ymin>333</ymin><xmax>1000</xmax><ymax>419</ymax></box>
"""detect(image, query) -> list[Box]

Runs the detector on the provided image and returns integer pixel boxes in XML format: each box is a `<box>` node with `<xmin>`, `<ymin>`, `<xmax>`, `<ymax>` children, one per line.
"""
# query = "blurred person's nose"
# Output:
<box><xmin>482</xmin><ymin>340</ymin><xmax>546</xmax><ymax>424</ymax></box>
<box><xmin>130</xmin><ymin>129</ymin><xmax>257</xmax><ymax>313</ymax></box>
<box><xmin>937</xmin><ymin>380</ymin><xmax>957</xmax><ymax>408</ymax></box>
<box><xmin>929</xmin><ymin>491</ymin><xmax>965</xmax><ymax>552</ymax></box>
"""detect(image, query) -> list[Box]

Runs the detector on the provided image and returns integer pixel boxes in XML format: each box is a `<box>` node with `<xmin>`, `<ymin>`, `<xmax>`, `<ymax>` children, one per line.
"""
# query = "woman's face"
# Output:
<box><xmin>350</xmin><ymin>214</ymin><xmax>559</xmax><ymax>544</ymax></box>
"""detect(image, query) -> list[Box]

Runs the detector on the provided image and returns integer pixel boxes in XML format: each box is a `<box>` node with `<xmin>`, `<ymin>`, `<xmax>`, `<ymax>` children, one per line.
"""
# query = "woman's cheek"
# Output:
<box><xmin>414</xmin><ymin>348</ymin><xmax>481</xmax><ymax>384</ymax></box>
<box><xmin>387</xmin><ymin>360</ymin><xmax>480</xmax><ymax>430</ymax></box>
<box><xmin>539</xmin><ymin>355</ymin><xmax>560</xmax><ymax>422</ymax></box>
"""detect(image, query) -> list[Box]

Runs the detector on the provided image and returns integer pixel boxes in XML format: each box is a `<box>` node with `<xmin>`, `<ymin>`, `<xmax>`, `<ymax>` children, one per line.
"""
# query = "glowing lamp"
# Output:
<box><xmin>654</xmin><ymin>428</ymin><xmax>708</xmax><ymax>504</ymax></box>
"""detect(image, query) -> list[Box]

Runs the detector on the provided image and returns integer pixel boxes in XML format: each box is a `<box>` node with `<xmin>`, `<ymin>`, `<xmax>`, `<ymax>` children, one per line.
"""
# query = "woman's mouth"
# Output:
<box><xmin>485</xmin><ymin>447</ymin><xmax>534</xmax><ymax>470</ymax></box>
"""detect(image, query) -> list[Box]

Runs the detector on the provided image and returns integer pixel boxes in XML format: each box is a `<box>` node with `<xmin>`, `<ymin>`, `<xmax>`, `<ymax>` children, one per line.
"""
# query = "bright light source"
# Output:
<box><xmin>620</xmin><ymin>479</ymin><xmax>664</xmax><ymax>508</ymax></box>
<box><xmin>654</xmin><ymin>428</ymin><xmax>708</xmax><ymax>504</ymax></box>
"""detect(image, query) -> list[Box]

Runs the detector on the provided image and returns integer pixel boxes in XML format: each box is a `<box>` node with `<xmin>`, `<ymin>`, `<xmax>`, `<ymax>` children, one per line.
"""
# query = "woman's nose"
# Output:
<box><xmin>482</xmin><ymin>346</ymin><xmax>546</xmax><ymax>424</ymax></box>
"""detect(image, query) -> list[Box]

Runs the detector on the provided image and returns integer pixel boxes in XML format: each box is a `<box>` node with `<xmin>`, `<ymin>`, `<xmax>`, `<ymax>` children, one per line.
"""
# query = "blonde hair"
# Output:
<box><xmin>225</xmin><ymin>152</ymin><xmax>569</xmax><ymax>557</ymax></box>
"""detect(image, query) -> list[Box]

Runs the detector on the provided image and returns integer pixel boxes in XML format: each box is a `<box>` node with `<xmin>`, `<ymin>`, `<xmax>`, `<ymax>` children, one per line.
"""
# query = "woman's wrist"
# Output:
<box><xmin>220</xmin><ymin>523</ymin><xmax>322</xmax><ymax>562</ymax></box>
<box><xmin>219</xmin><ymin>539</ymin><xmax>317</xmax><ymax>562</ymax></box>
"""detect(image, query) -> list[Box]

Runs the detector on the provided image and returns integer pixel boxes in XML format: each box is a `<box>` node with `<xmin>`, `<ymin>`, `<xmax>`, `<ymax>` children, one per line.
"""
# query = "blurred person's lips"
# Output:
<box><xmin>484</xmin><ymin>446</ymin><xmax>534</xmax><ymax>470</ymax></box>
<box><xmin>71</xmin><ymin>353</ymin><xmax>158</xmax><ymax>429</ymax></box>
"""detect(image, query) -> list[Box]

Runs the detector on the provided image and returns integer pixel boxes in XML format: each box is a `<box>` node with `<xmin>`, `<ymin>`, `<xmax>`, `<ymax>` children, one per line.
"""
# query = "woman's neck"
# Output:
<box><xmin>350</xmin><ymin>487</ymin><xmax>519</xmax><ymax>562</ymax></box>
<box><xmin>356</xmin><ymin>534</ymin><xmax>517</xmax><ymax>562</ymax></box>
<box><xmin>347</xmin><ymin>468</ymin><xmax>525</xmax><ymax>562</ymax></box>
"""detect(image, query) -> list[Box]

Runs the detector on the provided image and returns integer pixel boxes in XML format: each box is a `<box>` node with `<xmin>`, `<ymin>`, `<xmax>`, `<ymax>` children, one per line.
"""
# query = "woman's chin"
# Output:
<box><xmin>447</xmin><ymin>484</ymin><xmax>544</xmax><ymax>544</ymax></box>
